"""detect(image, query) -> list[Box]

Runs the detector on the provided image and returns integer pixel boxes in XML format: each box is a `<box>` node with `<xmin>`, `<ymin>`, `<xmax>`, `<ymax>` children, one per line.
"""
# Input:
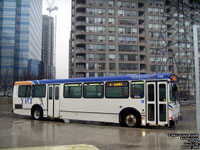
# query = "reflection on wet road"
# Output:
<box><xmin>0</xmin><ymin>105</ymin><xmax>196</xmax><ymax>150</ymax></box>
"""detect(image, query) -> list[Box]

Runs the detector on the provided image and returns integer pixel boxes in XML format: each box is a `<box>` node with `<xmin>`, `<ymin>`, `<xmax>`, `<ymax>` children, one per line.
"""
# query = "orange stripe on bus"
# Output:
<box><xmin>14</xmin><ymin>81</ymin><xmax>34</xmax><ymax>85</ymax></box>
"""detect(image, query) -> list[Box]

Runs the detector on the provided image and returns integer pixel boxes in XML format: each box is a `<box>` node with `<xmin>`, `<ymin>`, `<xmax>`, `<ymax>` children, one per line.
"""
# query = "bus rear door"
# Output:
<box><xmin>146</xmin><ymin>82</ymin><xmax>168</xmax><ymax>126</ymax></box>
<box><xmin>48</xmin><ymin>85</ymin><xmax>60</xmax><ymax>118</ymax></box>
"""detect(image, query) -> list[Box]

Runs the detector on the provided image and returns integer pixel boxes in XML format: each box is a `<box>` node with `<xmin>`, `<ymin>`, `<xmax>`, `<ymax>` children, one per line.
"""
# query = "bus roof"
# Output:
<box><xmin>14</xmin><ymin>73</ymin><xmax>177</xmax><ymax>85</ymax></box>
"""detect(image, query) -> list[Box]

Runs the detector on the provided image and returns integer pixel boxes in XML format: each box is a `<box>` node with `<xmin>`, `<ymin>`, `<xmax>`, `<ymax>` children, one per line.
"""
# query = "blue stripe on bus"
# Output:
<box><xmin>31</xmin><ymin>73</ymin><xmax>173</xmax><ymax>85</ymax></box>
<box><xmin>168</xmin><ymin>104</ymin><xmax>173</xmax><ymax>109</ymax></box>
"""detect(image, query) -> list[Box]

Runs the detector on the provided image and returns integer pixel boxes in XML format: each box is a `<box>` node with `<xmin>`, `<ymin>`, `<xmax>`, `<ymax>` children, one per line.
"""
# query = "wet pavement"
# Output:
<box><xmin>0</xmin><ymin>105</ymin><xmax>197</xmax><ymax>150</ymax></box>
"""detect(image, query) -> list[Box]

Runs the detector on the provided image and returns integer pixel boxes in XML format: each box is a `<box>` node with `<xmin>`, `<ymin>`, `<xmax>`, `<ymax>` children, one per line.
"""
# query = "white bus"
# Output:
<box><xmin>12</xmin><ymin>73</ymin><xmax>180</xmax><ymax>127</ymax></box>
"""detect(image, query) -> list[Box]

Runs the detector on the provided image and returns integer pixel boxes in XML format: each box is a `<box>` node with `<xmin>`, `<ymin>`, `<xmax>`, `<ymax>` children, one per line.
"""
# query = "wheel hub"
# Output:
<box><xmin>125</xmin><ymin>114</ymin><xmax>136</xmax><ymax>127</ymax></box>
<box><xmin>34</xmin><ymin>110</ymin><xmax>40</xmax><ymax>119</ymax></box>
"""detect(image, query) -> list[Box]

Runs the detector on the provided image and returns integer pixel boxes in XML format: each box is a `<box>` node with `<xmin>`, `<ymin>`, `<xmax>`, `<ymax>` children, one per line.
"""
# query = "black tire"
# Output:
<box><xmin>31</xmin><ymin>107</ymin><xmax>43</xmax><ymax>120</ymax></box>
<box><xmin>121</xmin><ymin>111</ymin><xmax>141</xmax><ymax>127</ymax></box>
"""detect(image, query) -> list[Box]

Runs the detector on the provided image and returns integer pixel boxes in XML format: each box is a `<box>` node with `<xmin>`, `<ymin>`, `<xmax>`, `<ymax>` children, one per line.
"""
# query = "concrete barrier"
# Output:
<box><xmin>0</xmin><ymin>96</ymin><xmax>12</xmax><ymax>105</ymax></box>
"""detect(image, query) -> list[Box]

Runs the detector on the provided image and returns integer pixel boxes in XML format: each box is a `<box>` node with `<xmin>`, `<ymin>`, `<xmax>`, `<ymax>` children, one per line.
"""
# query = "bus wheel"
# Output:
<box><xmin>32</xmin><ymin>107</ymin><xmax>43</xmax><ymax>120</ymax></box>
<box><xmin>121</xmin><ymin>111</ymin><xmax>140</xmax><ymax>127</ymax></box>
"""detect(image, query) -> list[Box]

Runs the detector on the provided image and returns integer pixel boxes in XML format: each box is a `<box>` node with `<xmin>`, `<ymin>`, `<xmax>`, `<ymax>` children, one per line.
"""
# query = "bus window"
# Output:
<box><xmin>148</xmin><ymin>84</ymin><xmax>154</xmax><ymax>101</ymax></box>
<box><xmin>55</xmin><ymin>87</ymin><xmax>59</xmax><ymax>100</ymax></box>
<box><xmin>49</xmin><ymin>87</ymin><xmax>53</xmax><ymax>100</ymax></box>
<box><xmin>159</xmin><ymin>84</ymin><xmax>166</xmax><ymax>101</ymax></box>
<box><xmin>170</xmin><ymin>84</ymin><xmax>177</xmax><ymax>101</ymax></box>
<box><xmin>32</xmin><ymin>85</ymin><xmax>46</xmax><ymax>98</ymax></box>
<box><xmin>18</xmin><ymin>85</ymin><xmax>31</xmax><ymax>97</ymax></box>
<box><xmin>105</xmin><ymin>81</ymin><xmax>129</xmax><ymax>98</ymax></box>
<box><xmin>64</xmin><ymin>83</ymin><xmax>82</xmax><ymax>98</ymax></box>
<box><xmin>83</xmin><ymin>83</ymin><xmax>104</xmax><ymax>98</ymax></box>
<box><xmin>131</xmin><ymin>82</ymin><xmax>144</xmax><ymax>98</ymax></box>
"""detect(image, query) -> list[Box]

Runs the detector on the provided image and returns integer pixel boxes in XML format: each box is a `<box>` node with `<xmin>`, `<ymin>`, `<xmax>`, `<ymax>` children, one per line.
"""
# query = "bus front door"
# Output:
<box><xmin>48</xmin><ymin>85</ymin><xmax>60</xmax><ymax>118</ymax></box>
<box><xmin>146</xmin><ymin>82</ymin><xmax>168</xmax><ymax>126</ymax></box>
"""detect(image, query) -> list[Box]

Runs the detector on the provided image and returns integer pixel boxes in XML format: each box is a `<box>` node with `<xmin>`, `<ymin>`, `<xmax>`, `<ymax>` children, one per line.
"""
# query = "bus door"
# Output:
<box><xmin>146</xmin><ymin>82</ymin><xmax>168</xmax><ymax>126</ymax></box>
<box><xmin>48</xmin><ymin>85</ymin><xmax>60</xmax><ymax>118</ymax></box>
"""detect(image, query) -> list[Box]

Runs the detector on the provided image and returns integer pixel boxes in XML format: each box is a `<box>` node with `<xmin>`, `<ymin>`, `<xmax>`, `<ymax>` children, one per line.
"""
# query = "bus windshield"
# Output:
<box><xmin>170</xmin><ymin>83</ymin><xmax>178</xmax><ymax>101</ymax></box>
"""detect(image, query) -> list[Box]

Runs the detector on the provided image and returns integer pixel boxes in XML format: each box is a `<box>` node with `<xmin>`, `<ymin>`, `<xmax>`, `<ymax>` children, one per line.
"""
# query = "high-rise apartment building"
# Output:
<box><xmin>41</xmin><ymin>15</ymin><xmax>55</xmax><ymax>79</ymax></box>
<box><xmin>0</xmin><ymin>0</ymin><xmax>42</xmax><ymax>85</ymax></box>
<box><xmin>69</xmin><ymin>0</ymin><xmax>198</xmax><ymax>96</ymax></box>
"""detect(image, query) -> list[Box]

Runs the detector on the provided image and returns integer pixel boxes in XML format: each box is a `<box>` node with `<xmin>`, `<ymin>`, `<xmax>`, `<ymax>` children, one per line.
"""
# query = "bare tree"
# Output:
<box><xmin>0</xmin><ymin>69</ymin><xmax>13</xmax><ymax>96</ymax></box>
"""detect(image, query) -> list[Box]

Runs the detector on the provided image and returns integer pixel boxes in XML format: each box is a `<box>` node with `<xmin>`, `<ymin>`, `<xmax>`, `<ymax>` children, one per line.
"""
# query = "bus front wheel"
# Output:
<box><xmin>31</xmin><ymin>107</ymin><xmax>43</xmax><ymax>120</ymax></box>
<box><xmin>121</xmin><ymin>111</ymin><xmax>141</xmax><ymax>127</ymax></box>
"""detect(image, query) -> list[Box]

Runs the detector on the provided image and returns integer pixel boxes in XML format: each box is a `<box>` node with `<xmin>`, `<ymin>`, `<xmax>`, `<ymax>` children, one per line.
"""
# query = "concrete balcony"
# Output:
<box><xmin>75</xmin><ymin>12</ymin><xmax>86</xmax><ymax>18</ymax></box>
<box><xmin>75</xmin><ymin>3</ymin><xmax>86</xmax><ymax>9</ymax></box>
<box><xmin>75</xmin><ymin>47</ymin><xmax>85</xmax><ymax>53</ymax></box>
<box><xmin>75</xmin><ymin>21</ymin><xmax>86</xmax><ymax>26</ymax></box>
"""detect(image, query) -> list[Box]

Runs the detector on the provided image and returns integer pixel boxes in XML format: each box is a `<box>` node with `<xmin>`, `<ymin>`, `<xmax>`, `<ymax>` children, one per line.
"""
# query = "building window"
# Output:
<box><xmin>148</xmin><ymin>8</ymin><xmax>164</xmax><ymax>15</ymax></box>
<box><xmin>108</xmin><ymin>18</ymin><xmax>115</xmax><ymax>24</ymax></box>
<box><xmin>87</xmin><ymin>44</ymin><xmax>106</xmax><ymax>51</ymax></box>
<box><xmin>108</xmin><ymin>0</ymin><xmax>114</xmax><ymax>7</ymax></box>
<box><xmin>118</xmin><ymin>27</ymin><xmax>137</xmax><ymax>34</ymax></box>
<box><xmin>86</xmin><ymin>8</ymin><xmax>106</xmax><ymax>15</ymax></box>
<box><xmin>76</xmin><ymin>73</ymin><xmax>85</xmax><ymax>78</ymax></box>
<box><xmin>109</xmin><ymin>36</ymin><xmax>115</xmax><ymax>42</ymax></box>
<box><xmin>119</xmin><ymin>18</ymin><xmax>137</xmax><ymax>25</ymax></box>
<box><xmin>109</xmin><ymin>72</ymin><xmax>116</xmax><ymax>76</ymax></box>
<box><xmin>119</xmin><ymin>45</ymin><xmax>138</xmax><ymax>52</ymax></box>
<box><xmin>86</xmin><ymin>35</ymin><xmax>105</xmax><ymax>42</ymax></box>
<box><xmin>109</xmin><ymin>54</ymin><xmax>115</xmax><ymax>60</ymax></box>
<box><xmin>108</xmin><ymin>9</ymin><xmax>114</xmax><ymax>15</ymax></box>
<box><xmin>119</xmin><ymin>63</ymin><xmax>138</xmax><ymax>70</ymax></box>
<box><xmin>118</xmin><ymin>36</ymin><xmax>137</xmax><ymax>43</ymax></box>
<box><xmin>119</xmin><ymin>54</ymin><xmax>138</xmax><ymax>61</ymax></box>
<box><xmin>109</xmin><ymin>45</ymin><xmax>115</xmax><ymax>51</ymax></box>
<box><xmin>109</xmin><ymin>26</ymin><xmax>115</xmax><ymax>33</ymax></box>
<box><xmin>118</xmin><ymin>10</ymin><xmax>136</xmax><ymax>17</ymax></box>
<box><xmin>86</xmin><ymin>17</ymin><xmax>105</xmax><ymax>24</ymax></box>
<box><xmin>109</xmin><ymin>63</ymin><xmax>116</xmax><ymax>70</ymax></box>
<box><xmin>86</xmin><ymin>26</ymin><xmax>105</xmax><ymax>33</ymax></box>
<box><xmin>118</xmin><ymin>1</ymin><xmax>136</xmax><ymax>8</ymax></box>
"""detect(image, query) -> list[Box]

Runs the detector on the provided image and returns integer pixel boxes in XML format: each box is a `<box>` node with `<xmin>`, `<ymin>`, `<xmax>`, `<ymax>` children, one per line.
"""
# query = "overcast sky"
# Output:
<box><xmin>42</xmin><ymin>0</ymin><xmax>71</xmax><ymax>79</ymax></box>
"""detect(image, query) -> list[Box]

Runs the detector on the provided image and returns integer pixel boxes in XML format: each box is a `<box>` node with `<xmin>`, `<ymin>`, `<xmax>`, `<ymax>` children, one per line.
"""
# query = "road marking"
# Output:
<box><xmin>0</xmin><ymin>144</ymin><xmax>99</xmax><ymax>150</ymax></box>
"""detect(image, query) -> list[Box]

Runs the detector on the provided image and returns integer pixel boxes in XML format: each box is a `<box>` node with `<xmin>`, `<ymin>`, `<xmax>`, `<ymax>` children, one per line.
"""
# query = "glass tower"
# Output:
<box><xmin>0</xmin><ymin>0</ymin><xmax>42</xmax><ymax>85</ymax></box>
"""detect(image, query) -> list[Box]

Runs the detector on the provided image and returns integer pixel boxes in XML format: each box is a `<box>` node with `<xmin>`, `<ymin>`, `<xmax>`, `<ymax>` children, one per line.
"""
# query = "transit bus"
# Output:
<box><xmin>12</xmin><ymin>73</ymin><xmax>180</xmax><ymax>127</ymax></box>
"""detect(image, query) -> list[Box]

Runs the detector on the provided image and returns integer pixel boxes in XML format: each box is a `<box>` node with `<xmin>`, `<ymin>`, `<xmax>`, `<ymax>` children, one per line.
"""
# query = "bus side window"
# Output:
<box><xmin>49</xmin><ymin>87</ymin><xmax>53</xmax><ymax>100</ymax></box>
<box><xmin>64</xmin><ymin>83</ymin><xmax>82</xmax><ymax>98</ymax></box>
<box><xmin>32</xmin><ymin>85</ymin><xmax>46</xmax><ymax>98</ymax></box>
<box><xmin>105</xmin><ymin>81</ymin><xmax>129</xmax><ymax>98</ymax></box>
<box><xmin>159</xmin><ymin>84</ymin><xmax>166</xmax><ymax>101</ymax></box>
<box><xmin>55</xmin><ymin>87</ymin><xmax>59</xmax><ymax>100</ymax></box>
<box><xmin>170</xmin><ymin>84</ymin><xmax>176</xmax><ymax>101</ymax></box>
<box><xmin>18</xmin><ymin>85</ymin><xmax>31</xmax><ymax>97</ymax></box>
<box><xmin>131</xmin><ymin>82</ymin><xmax>144</xmax><ymax>98</ymax></box>
<box><xmin>83</xmin><ymin>83</ymin><xmax>104</xmax><ymax>98</ymax></box>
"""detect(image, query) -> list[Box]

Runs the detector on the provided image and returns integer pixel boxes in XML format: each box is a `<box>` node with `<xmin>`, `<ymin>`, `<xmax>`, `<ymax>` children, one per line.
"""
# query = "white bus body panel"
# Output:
<box><xmin>60</xmin><ymin>99</ymin><xmax>145</xmax><ymax>123</ymax></box>
<box><xmin>13</xmin><ymin>85</ymin><xmax>48</xmax><ymax>117</ymax></box>
<box><xmin>59</xmin><ymin>83</ymin><xmax>145</xmax><ymax>123</ymax></box>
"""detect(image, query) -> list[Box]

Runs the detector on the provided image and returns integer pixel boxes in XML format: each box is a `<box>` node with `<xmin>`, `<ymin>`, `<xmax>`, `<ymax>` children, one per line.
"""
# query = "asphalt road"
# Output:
<box><xmin>0</xmin><ymin>105</ymin><xmax>197</xmax><ymax>150</ymax></box>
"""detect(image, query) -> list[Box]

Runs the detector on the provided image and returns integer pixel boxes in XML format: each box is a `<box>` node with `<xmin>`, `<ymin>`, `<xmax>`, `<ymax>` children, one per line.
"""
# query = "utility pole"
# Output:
<box><xmin>193</xmin><ymin>25</ymin><xmax>200</xmax><ymax>134</ymax></box>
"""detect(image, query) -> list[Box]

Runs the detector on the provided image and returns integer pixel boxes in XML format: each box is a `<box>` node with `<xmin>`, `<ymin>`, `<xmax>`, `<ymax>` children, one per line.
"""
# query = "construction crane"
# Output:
<box><xmin>46</xmin><ymin>0</ymin><xmax>58</xmax><ymax>16</ymax></box>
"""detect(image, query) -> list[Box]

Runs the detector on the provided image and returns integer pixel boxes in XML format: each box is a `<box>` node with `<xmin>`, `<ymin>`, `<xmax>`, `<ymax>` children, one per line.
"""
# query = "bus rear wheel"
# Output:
<box><xmin>121</xmin><ymin>111</ymin><xmax>141</xmax><ymax>127</ymax></box>
<box><xmin>31</xmin><ymin>107</ymin><xmax>43</xmax><ymax>120</ymax></box>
